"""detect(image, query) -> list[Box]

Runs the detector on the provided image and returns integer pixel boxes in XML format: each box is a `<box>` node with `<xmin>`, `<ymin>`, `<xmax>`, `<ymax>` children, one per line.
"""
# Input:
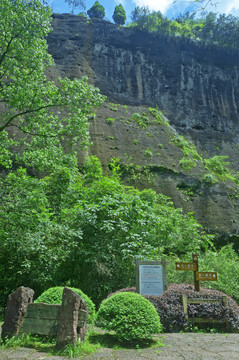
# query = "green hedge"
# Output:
<box><xmin>35</xmin><ymin>286</ymin><xmax>96</xmax><ymax>324</ymax></box>
<box><xmin>97</xmin><ymin>292</ymin><xmax>162</xmax><ymax>342</ymax></box>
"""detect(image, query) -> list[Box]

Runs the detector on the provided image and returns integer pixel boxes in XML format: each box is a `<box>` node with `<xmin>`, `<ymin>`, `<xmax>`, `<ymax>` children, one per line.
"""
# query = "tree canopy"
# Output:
<box><xmin>1</xmin><ymin>0</ymin><xmax>239</xmax><ymax>311</ymax></box>
<box><xmin>0</xmin><ymin>157</ymin><xmax>213</xmax><ymax>305</ymax></box>
<box><xmin>0</xmin><ymin>0</ymin><xmax>104</xmax><ymax>171</ymax></box>
<box><xmin>87</xmin><ymin>1</ymin><xmax>105</xmax><ymax>19</ymax></box>
<box><xmin>130</xmin><ymin>7</ymin><xmax>239</xmax><ymax>49</ymax></box>
<box><xmin>112</xmin><ymin>4</ymin><xmax>127</xmax><ymax>25</ymax></box>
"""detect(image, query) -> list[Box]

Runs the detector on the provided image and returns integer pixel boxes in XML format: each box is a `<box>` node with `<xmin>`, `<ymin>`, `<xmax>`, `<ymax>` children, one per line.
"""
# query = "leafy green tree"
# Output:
<box><xmin>130</xmin><ymin>6</ymin><xmax>239</xmax><ymax>49</ymax></box>
<box><xmin>112</xmin><ymin>4</ymin><xmax>126</xmax><ymax>25</ymax></box>
<box><xmin>0</xmin><ymin>0</ymin><xmax>105</xmax><ymax>171</ymax></box>
<box><xmin>131</xmin><ymin>6</ymin><xmax>150</xmax><ymax>29</ymax></box>
<box><xmin>0</xmin><ymin>156</ymin><xmax>214</xmax><ymax>306</ymax></box>
<box><xmin>64</xmin><ymin>0</ymin><xmax>85</xmax><ymax>15</ymax></box>
<box><xmin>87</xmin><ymin>1</ymin><xmax>105</xmax><ymax>19</ymax></box>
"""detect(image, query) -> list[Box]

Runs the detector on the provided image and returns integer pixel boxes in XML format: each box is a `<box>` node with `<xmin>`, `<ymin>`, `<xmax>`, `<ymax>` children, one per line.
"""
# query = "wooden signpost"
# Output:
<box><xmin>176</xmin><ymin>254</ymin><xmax>217</xmax><ymax>291</ymax></box>
<box><xmin>196</xmin><ymin>272</ymin><xmax>217</xmax><ymax>281</ymax></box>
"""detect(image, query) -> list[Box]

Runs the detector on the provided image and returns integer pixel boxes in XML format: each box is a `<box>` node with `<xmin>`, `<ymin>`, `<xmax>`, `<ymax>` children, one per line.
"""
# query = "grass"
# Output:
<box><xmin>0</xmin><ymin>327</ymin><xmax>164</xmax><ymax>358</ymax></box>
<box><xmin>0</xmin><ymin>333</ymin><xmax>56</xmax><ymax>352</ymax></box>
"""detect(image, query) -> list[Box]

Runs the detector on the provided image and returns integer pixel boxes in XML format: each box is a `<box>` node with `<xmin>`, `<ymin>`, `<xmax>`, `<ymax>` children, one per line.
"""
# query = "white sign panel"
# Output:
<box><xmin>139</xmin><ymin>265</ymin><xmax>164</xmax><ymax>296</ymax></box>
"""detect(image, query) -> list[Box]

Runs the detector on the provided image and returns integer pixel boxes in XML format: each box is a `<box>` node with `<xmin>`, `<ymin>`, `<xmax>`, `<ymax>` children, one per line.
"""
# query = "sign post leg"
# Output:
<box><xmin>193</xmin><ymin>254</ymin><xmax>200</xmax><ymax>291</ymax></box>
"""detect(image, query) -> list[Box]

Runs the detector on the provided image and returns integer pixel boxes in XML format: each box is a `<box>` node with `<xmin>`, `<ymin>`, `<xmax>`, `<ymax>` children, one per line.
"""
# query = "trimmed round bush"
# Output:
<box><xmin>35</xmin><ymin>286</ymin><xmax>96</xmax><ymax>324</ymax></box>
<box><xmin>96</xmin><ymin>292</ymin><xmax>162</xmax><ymax>342</ymax></box>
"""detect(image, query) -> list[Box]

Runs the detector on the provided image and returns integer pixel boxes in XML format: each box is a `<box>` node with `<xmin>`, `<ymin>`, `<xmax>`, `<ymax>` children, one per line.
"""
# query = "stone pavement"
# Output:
<box><xmin>0</xmin><ymin>333</ymin><xmax>238</xmax><ymax>360</ymax></box>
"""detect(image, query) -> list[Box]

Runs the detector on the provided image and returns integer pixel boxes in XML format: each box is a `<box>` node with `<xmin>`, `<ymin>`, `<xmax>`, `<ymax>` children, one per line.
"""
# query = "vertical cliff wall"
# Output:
<box><xmin>47</xmin><ymin>14</ymin><xmax>239</xmax><ymax>240</ymax></box>
<box><xmin>48</xmin><ymin>14</ymin><xmax>239</xmax><ymax>153</ymax></box>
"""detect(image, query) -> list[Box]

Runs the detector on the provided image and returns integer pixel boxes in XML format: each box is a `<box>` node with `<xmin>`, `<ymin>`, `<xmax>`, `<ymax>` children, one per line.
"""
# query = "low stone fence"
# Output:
<box><xmin>1</xmin><ymin>286</ymin><xmax>88</xmax><ymax>348</ymax></box>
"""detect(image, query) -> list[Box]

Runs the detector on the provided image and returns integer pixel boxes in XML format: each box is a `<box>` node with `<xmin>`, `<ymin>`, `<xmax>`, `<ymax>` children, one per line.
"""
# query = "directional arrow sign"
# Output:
<box><xmin>196</xmin><ymin>272</ymin><xmax>217</xmax><ymax>281</ymax></box>
<box><xmin>176</xmin><ymin>262</ymin><xmax>197</xmax><ymax>271</ymax></box>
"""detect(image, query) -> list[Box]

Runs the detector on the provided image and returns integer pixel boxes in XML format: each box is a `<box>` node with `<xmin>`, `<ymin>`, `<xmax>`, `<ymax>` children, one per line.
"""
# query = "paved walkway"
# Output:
<box><xmin>0</xmin><ymin>333</ymin><xmax>238</xmax><ymax>360</ymax></box>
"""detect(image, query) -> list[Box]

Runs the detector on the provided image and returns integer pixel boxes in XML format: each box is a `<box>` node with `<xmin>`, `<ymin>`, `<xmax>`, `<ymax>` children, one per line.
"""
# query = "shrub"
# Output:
<box><xmin>145</xmin><ymin>283</ymin><xmax>239</xmax><ymax>332</ymax></box>
<box><xmin>203</xmin><ymin>173</ymin><xmax>218</xmax><ymax>185</ymax></box>
<box><xmin>131</xmin><ymin>112</ymin><xmax>149</xmax><ymax>129</ymax></box>
<box><xmin>179</xmin><ymin>157</ymin><xmax>197</xmax><ymax>170</ymax></box>
<box><xmin>96</xmin><ymin>292</ymin><xmax>162</xmax><ymax>342</ymax></box>
<box><xmin>144</xmin><ymin>148</ymin><xmax>153</xmax><ymax>158</ymax></box>
<box><xmin>107</xmin><ymin>284</ymin><xmax>239</xmax><ymax>333</ymax></box>
<box><xmin>35</xmin><ymin>287</ymin><xmax>96</xmax><ymax>324</ymax></box>
<box><xmin>106</xmin><ymin>117</ymin><xmax>116</xmax><ymax>124</ymax></box>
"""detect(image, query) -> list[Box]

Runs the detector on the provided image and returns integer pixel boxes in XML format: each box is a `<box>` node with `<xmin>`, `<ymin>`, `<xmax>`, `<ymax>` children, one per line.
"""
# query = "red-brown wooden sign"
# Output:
<box><xmin>176</xmin><ymin>262</ymin><xmax>197</xmax><ymax>271</ymax></box>
<box><xmin>175</xmin><ymin>254</ymin><xmax>217</xmax><ymax>291</ymax></box>
<box><xmin>196</xmin><ymin>272</ymin><xmax>218</xmax><ymax>281</ymax></box>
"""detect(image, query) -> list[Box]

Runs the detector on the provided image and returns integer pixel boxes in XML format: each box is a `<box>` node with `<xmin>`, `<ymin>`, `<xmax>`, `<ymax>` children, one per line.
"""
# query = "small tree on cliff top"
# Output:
<box><xmin>87</xmin><ymin>1</ymin><xmax>105</xmax><ymax>19</ymax></box>
<box><xmin>113</xmin><ymin>4</ymin><xmax>126</xmax><ymax>25</ymax></box>
<box><xmin>64</xmin><ymin>0</ymin><xmax>86</xmax><ymax>15</ymax></box>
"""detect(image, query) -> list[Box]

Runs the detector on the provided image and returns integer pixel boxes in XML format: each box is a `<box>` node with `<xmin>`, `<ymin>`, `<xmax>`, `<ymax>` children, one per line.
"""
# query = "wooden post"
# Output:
<box><xmin>192</xmin><ymin>254</ymin><xmax>200</xmax><ymax>291</ymax></box>
<box><xmin>182</xmin><ymin>294</ymin><xmax>188</xmax><ymax>320</ymax></box>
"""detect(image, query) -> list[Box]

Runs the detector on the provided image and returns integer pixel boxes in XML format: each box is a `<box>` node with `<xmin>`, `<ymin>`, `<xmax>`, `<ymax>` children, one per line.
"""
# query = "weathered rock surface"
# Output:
<box><xmin>48</xmin><ymin>15</ymin><xmax>239</xmax><ymax>145</ymax></box>
<box><xmin>1</xmin><ymin>287</ymin><xmax>34</xmax><ymax>340</ymax></box>
<box><xmin>56</xmin><ymin>287</ymin><xmax>88</xmax><ymax>349</ymax></box>
<box><xmin>47</xmin><ymin>14</ymin><xmax>239</xmax><ymax>242</ymax></box>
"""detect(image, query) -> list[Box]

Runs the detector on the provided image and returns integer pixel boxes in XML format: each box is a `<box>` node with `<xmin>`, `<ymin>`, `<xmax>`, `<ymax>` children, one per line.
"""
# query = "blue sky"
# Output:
<box><xmin>46</xmin><ymin>1</ymin><xmax>239</xmax><ymax>21</ymax></box>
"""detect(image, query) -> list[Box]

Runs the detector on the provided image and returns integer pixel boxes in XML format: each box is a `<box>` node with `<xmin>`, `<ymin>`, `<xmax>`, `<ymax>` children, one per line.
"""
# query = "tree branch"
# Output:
<box><xmin>0</xmin><ymin>35</ymin><xmax>19</xmax><ymax>67</ymax></box>
<box><xmin>0</xmin><ymin>103</ymin><xmax>57</xmax><ymax>132</ymax></box>
<box><xmin>10</xmin><ymin>123</ymin><xmax>59</xmax><ymax>138</ymax></box>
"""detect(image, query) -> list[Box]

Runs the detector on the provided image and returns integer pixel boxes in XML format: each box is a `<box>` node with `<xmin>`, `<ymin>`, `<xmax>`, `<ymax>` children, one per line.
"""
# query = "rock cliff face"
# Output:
<box><xmin>47</xmin><ymin>14</ymin><xmax>239</xmax><ymax>242</ymax></box>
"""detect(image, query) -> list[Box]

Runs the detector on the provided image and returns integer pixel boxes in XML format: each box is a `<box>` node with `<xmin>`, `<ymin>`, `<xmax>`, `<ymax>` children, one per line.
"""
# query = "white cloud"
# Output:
<box><xmin>132</xmin><ymin>0</ymin><xmax>174</xmax><ymax>14</ymax></box>
<box><xmin>198</xmin><ymin>0</ymin><xmax>239</xmax><ymax>16</ymax></box>
<box><xmin>132</xmin><ymin>0</ymin><xmax>239</xmax><ymax>15</ymax></box>
<box><xmin>222</xmin><ymin>0</ymin><xmax>239</xmax><ymax>13</ymax></box>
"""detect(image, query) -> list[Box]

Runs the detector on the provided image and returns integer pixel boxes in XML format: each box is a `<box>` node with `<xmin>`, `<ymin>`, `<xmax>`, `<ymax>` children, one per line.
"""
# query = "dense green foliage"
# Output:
<box><xmin>145</xmin><ymin>283</ymin><xmax>239</xmax><ymax>332</ymax></box>
<box><xmin>112</xmin><ymin>4</ymin><xmax>126</xmax><ymax>25</ymax></box>
<box><xmin>87</xmin><ymin>1</ymin><xmax>105</xmax><ymax>19</ymax></box>
<box><xmin>0</xmin><ymin>0</ymin><xmax>104</xmax><ymax>171</ymax></box>
<box><xmin>199</xmin><ymin>245</ymin><xmax>239</xmax><ymax>302</ymax></box>
<box><xmin>35</xmin><ymin>286</ymin><xmax>96</xmax><ymax>323</ymax></box>
<box><xmin>0</xmin><ymin>157</ymin><xmax>213</xmax><ymax>306</ymax></box>
<box><xmin>1</xmin><ymin>0</ymin><xmax>239</xmax><ymax>322</ymax></box>
<box><xmin>130</xmin><ymin>7</ymin><xmax>239</xmax><ymax>49</ymax></box>
<box><xmin>97</xmin><ymin>292</ymin><xmax>162</xmax><ymax>342</ymax></box>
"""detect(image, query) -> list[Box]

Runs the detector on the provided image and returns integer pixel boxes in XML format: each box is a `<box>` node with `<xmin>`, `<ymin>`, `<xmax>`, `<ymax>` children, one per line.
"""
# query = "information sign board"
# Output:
<box><xmin>139</xmin><ymin>265</ymin><xmax>164</xmax><ymax>296</ymax></box>
<box><xmin>136</xmin><ymin>259</ymin><xmax>167</xmax><ymax>296</ymax></box>
<box><xmin>176</xmin><ymin>262</ymin><xmax>197</xmax><ymax>271</ymax></box>
<box><xmin>196</xmin><ymin>272</ymin><xmax>217</xmax><ymax>281</ymax></box>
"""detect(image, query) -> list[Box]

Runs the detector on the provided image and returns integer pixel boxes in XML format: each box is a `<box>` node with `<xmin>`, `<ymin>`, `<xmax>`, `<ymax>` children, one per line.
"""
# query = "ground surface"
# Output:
<box><xmin>0</xmin><ymin>333</ymin><xmax>238</xmax><ymax>359</ymax></box>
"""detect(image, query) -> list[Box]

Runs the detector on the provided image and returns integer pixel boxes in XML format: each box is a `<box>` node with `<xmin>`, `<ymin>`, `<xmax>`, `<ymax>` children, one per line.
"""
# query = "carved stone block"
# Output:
<box><xmin>1</xmin><ymin>286</ymin><xmax>34</xmax><ymax>341</ymax></box>
<box><xmin>56</xmin><ymin>287</ymin><xmax>87</xmax><ymax>349</ymax></box>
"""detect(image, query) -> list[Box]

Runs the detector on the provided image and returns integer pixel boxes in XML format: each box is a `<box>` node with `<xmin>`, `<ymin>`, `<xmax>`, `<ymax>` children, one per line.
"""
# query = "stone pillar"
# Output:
<box><xmin>1</xmin><ymin>286</ymin><xmax>34</xmax><ymax>341</ymax></box>
<box><xmin>56</xmin><ymin>287</ymin><xmax>86</xmax><ymax>349</ymax></box>
<box><xmin>78</xmin><ymin>298</ymin><xmax>89</xmax><ymax>342</ymax></box>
